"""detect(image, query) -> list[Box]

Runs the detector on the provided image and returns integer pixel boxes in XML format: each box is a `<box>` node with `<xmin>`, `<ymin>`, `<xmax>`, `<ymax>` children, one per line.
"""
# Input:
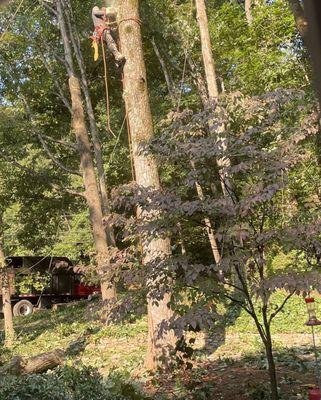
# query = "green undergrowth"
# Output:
<box><xmin>0</xmin><ymin>365</ymin><xmax>151</xmax><ymax>400</ymax></box>
<box><xmin>0</xmin><ymin>300</ymin><xmax>148</xmax><ymax>374</ymax></box>
<box><xmin>225</xmin><ymin>291</ymin><xmax>321</xmax><ymax>335</ymax></box>
<box><xmin>0</xmin><ymin>292</ymin><xmax>319</xmax><ymax>400</ymax></box>
<box><xmin>0</xmin><ymin>290</ymin><xmax>318</xmax><ymax>370</ymax></box>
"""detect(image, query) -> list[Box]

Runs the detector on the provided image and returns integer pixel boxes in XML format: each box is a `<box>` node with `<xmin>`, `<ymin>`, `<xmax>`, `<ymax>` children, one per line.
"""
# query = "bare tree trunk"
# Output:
<box><xmin>69</xmin><ymin>77</ymin><xmax>116</xmax><ymax>301</ymax></box>
<box><xmin>61</xmin><ymin>0</ymin><xmax>116</xmax><ymax>248</ymax></box>
<box><xmin>262</xmin><ymin>308</ymin><xmax>279</xmax><ymax>400</ymax></box>
<box><xmin>245</xmin><ymin>0</ymin><xmax>253</xmax><ymax>26</ymax></box>
<box><xmin>56</xmin><ymin>0</ymin><xmax>116</xmax><ymax>301</ymax></box>
<box><xmin>265</xmin><ymin>332</ymin><xmax>278</xmax><ymax>399</ymax></box>
<box><xmin>116</xmin><ymin>0</ymin><xmax>178</xmax><ymax>371</ymax></box>
<box><xmin>287</xmin><ymin>0</ymin><xmax>308</xmax><ymax>42</ymax></box>
<box><xmin>195</xmin><ymin>0</ymin><xmax>219</xmax><ymax>99</ymax></box>
<box><xmin>0</xmin><ymin>214</ymin><xmax>14</xmax><ymax>348</ymax></box>
<box><xmin>195</xmin><ymin>0</ymin><xmax>233</xmax><ymax>199</ymax></box>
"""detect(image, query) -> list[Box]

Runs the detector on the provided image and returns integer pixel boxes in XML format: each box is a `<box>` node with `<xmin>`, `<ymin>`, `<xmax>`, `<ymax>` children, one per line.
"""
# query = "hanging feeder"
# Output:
<box><xmin>304</xmin><ymin>294</ymin><xmax>321</xmax><ymax>400</ymax></box>
<box><xmin>305</xmin><ymin>297</ymin><xmax>321</xmax><ymax>326</ymax></box>
<box><xmin>309</xmin><ymin>386</ymin><xmax>321</xmax><ymax>400</ymax></box>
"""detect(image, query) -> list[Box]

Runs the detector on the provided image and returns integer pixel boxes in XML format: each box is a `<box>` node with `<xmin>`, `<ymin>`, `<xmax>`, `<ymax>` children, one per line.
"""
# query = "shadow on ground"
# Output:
<box><xmin>148</xmin><ymin>344</ymin><xmax>319</xmax><ymax>400</ymax></box>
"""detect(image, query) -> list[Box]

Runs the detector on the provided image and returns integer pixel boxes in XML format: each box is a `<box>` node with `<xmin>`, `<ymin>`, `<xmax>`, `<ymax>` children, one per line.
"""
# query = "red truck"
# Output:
<box><xmin>0</xmin><ymin>256</ymin><xmax>100</xmax><ymax>317</ymax></box>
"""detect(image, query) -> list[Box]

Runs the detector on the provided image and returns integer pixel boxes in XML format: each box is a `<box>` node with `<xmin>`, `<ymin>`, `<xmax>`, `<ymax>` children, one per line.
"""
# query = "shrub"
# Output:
<box><xmin>0</xmin><ymin>366</ymin><xmax>149</xmax><ymax>400</ymax></box>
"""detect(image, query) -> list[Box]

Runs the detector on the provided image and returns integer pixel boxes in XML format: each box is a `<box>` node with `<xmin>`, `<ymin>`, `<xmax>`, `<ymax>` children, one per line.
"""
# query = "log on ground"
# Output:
<box><xmin>0</xmin><ymin>349</ymin><xmax>65</xmax><ymax>375</ymax></box>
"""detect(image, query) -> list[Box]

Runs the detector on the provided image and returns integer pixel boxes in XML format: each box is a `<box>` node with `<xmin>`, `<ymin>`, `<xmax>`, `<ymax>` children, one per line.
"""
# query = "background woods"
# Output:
<box><xmin>1</xmin><ymin>1</ymin><xmax>321</xmax><ymax>399</ymax></box>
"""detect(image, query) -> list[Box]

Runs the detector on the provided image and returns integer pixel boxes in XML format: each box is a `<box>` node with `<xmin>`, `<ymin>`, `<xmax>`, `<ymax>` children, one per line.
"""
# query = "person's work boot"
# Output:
<box><xmin>104</xmin><ymin>31</ymin><xmax>126</xmax><ymax>68</ymax></box>
<box><xmin>115</xmin><ymin>53</ymin><xmax>126</xmax><ymax>68</ymax></box>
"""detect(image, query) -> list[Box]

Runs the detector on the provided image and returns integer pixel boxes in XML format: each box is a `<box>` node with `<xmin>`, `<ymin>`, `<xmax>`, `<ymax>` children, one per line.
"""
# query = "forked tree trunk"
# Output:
<box><xmin>56</xmin><ymin>0</ymin><xmax>116</xmax><ymax>301</ymax></box>
<box><xmin>116</xmin><ymin>0</ymin><xmax>178</xmax><ymax>370</ymax></box>
<box><xmin>0</xmin><ymin>214</ymin><xmax>14</xmax><ymax>348</ymax></box>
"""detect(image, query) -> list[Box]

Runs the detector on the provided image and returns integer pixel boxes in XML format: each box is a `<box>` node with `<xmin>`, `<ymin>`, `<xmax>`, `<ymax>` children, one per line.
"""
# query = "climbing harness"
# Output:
<box><xmin>91</xmin><ymin>23</ymin><xmax>116</xmax><ymax>62</ymax></box>
<box><xmin>91</xmin><ymin>26</ymin><xmax>107</xmax><ymax>62</ymax></box>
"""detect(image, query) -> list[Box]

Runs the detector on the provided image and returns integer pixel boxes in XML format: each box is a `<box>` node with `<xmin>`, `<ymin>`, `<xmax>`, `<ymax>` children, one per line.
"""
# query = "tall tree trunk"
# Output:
<box><xmin>287</xmin><ymin>0</ymin><xmax>308</xmax><ymax>42</ymax></box>
<box><xmin>195</xmin><ymin>0</ymin><xmax>219</xmax><ymax>99</ymax></box>
<box><xmin>195</xmin><ymin>0</ymin><xmax>233</xmax><ymax>199</ymax></box>
<box><xmin>56</xmin><ymin>0</ymin><xmax>116</xmax><ymax>301</ymax></box>
<box><xmin>61</xmin><ymin>0</ymin><xmax>116</xmax><ymax>248</ymax></box>
<box><xmin>0</xmin><ymin>214</ymin><xmax>14</xmax><ymax>348</ymax></box>
<box><xmin>116</xmin><ymin>0</ymin><xmax>178</xmax><ymax>370</ymax></box>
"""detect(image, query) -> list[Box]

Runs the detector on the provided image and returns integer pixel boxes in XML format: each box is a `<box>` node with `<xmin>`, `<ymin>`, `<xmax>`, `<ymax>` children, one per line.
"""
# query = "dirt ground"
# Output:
<box><xmin>146</xmin><ymin>361</ymin><xmax>315</xmax><ymax>399</ymax></box>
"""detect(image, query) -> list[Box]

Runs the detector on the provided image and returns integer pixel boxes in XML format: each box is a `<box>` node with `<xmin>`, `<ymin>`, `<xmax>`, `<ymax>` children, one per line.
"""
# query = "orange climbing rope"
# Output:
<box><xmin>100</xmin><ymin>37</ymin><xmax>116</xmax><ymax>138</ymax></box>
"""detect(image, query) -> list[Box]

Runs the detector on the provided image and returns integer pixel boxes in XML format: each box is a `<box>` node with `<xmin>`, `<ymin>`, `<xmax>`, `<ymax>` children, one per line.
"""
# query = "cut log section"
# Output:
<box><xmin>0</xmin><ymin>349</ymin><xmax>65</xmax><ymax>376</ymax></box>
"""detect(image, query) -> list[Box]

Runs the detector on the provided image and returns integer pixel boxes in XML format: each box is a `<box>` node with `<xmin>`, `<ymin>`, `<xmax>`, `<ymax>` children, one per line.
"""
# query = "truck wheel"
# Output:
<box><xmin>13</xmin><ymin>300</ymin><xmax>34</xmax><ymax>317</ymax></box>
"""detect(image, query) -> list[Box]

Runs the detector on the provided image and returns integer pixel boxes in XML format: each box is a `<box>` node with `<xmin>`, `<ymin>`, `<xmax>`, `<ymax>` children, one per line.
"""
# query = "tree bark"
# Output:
<box><xmin>69</xmin><ymin>76</ymin><xmax>116</xmax><ymax>301</ymax></box>
<box><xmin>116</xmin><ymin>0</ymin><xmax>178</xmax><ymax>370</ymax></box>
<box><xmin>245</xmin><ymin>0</ymin><xmax>253</xmax><ymax>26</ymax></box>
<box><xmin>61</xmin><ymin>0</ymin><xmax>116</xmax><ymax>247</ymax></box>
<box><xmin>264</xmin><ymin>327</ymin><xmax>279</xmax><ymax>400</ymax></box>
<box><xmin>195</xmin><ymin>0</ymin><xmax>219</xmax><ymax>99</ymax></box>
<box><xmin>287</xmin><ymin>0</ymin><xmax>308</xmax><ymax>42</ymax></box>
<box><xmin>0</xmin><ymin>214</ymin><xmax>14</xmax><ymax>348</ymax></box>
<box><xmin>56</xmin><ymin>0</ymin><xmax>116</xmax><ymax>301</ymax></box>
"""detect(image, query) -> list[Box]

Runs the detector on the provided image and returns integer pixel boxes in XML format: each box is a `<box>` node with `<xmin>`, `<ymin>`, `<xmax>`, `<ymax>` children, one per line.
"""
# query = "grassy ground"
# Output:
<box><xmin>1</xmin><ymin>292</ymin><xmax>321</xmax><ymax>399</ymax></box>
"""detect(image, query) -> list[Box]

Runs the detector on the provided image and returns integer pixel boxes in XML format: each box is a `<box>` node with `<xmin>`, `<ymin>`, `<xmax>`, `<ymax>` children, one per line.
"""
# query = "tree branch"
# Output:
<box><xmin>21</xmin><ymin>96</ymin><xmax>81</xmax><ymax>176</ymax></box>
<box><xmin>151</xmin><ymin>36</ymin><xmax>176</xmax><ymax>101</ymax></box>
<box><xmin>0</xmin><ymin>151</ymin><xmax>85</xmax><ymax>198</ymax></box>
<box><xmin>41</xmin><ymin>134</ymin><xmax>77</xmax><ymax>150</ymax></box>
<box><xmin>37</xmin><ymin>134</ymin><xmax>81</xmax><ymax>176</ymax></box>
<box><xmin>268</xmin><ymin>290</ymin><xmax>296</xmax><ymax>325</ymax></box>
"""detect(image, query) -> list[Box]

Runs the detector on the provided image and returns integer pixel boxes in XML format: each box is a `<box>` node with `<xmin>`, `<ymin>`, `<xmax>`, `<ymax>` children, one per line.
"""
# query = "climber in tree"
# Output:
<box><xmin>91</xmin><ymin>5</ymin><xmax>125</xmax><ymax>67</ymax></box>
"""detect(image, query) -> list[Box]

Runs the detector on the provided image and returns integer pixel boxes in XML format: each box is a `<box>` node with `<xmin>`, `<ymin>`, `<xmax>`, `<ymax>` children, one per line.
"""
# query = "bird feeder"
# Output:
<box><xmin>304</xmin><ymin>294</ymin><xmax>321</xmax><ymax>400</ymax></box>
<box><xmin>305</xmin><ymin>297</ymin><xmax>321</xmax><ymax>326</ymax></box>
<box><xmin>309</xmin><ymin>386</ymin><xmax>321</xmax><ymax>400</ymax></box>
